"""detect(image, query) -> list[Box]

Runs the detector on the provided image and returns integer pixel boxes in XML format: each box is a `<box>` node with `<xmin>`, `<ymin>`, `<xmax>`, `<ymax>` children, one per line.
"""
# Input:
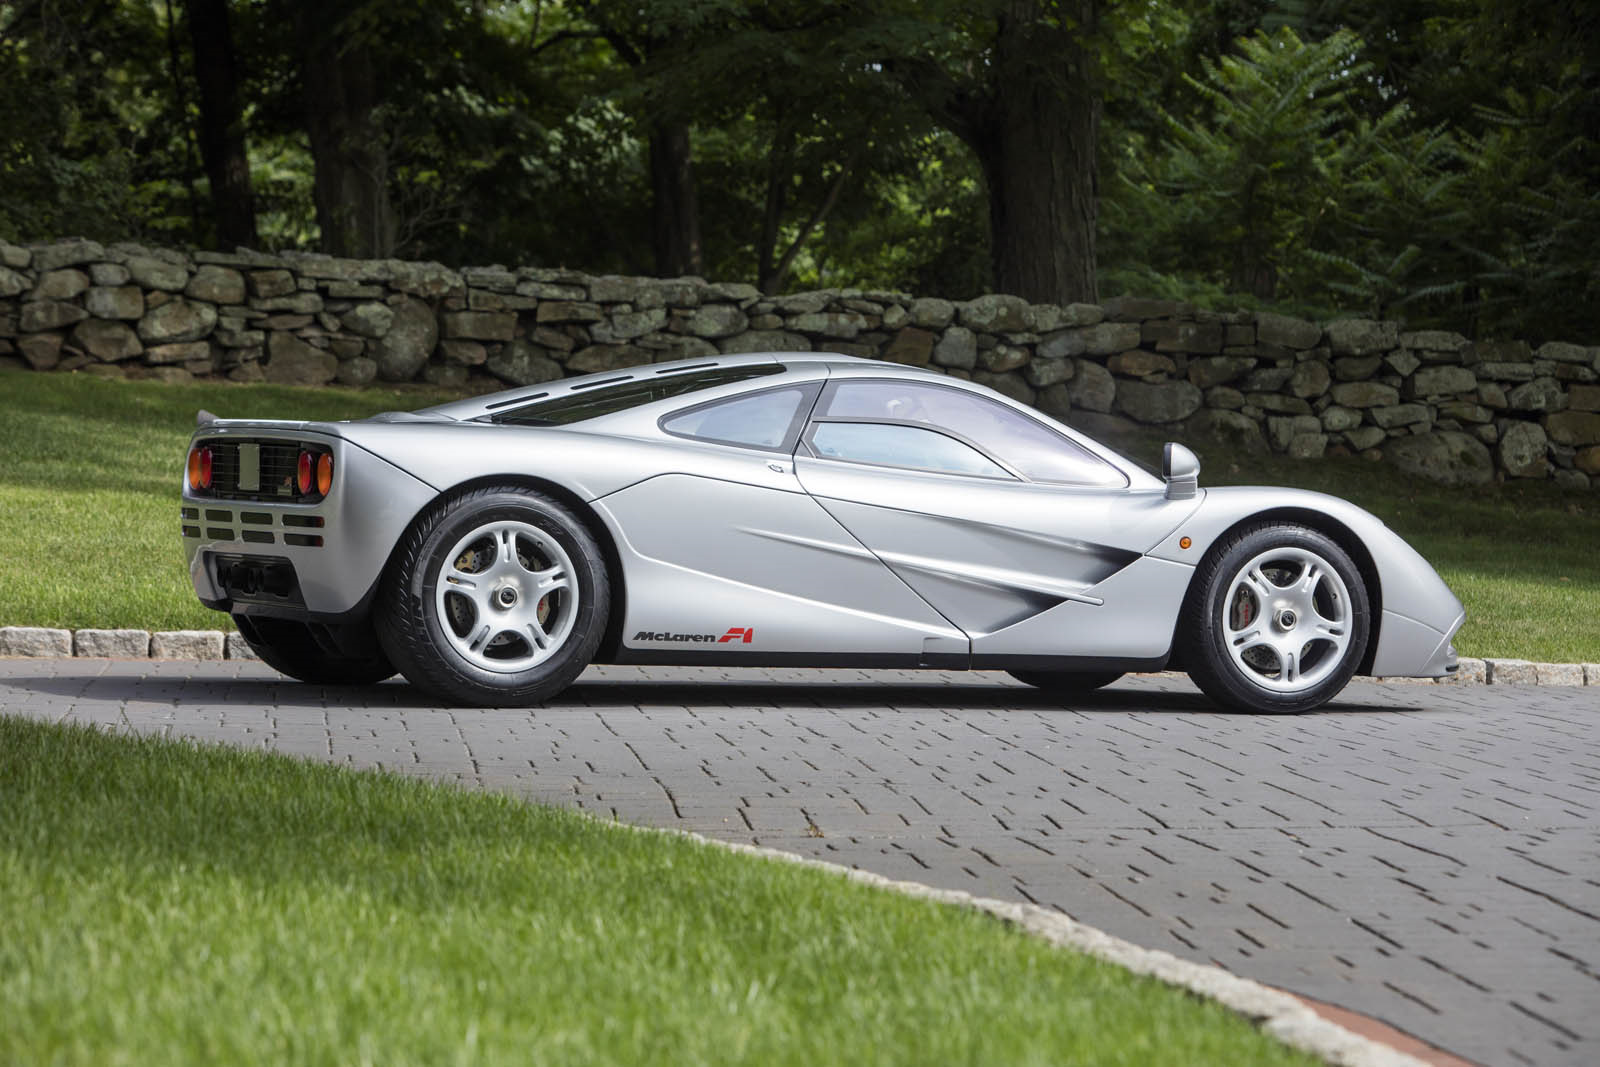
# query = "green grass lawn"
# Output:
<box><xmin>0</xmin><ymin>366</ymin><xmax>1595</xmax><ymax>661</ymax></box>
<box><xmin>0</xmin><ymin>716</ymin><xmax>1315</xmax><ymax>1066</ymax></box>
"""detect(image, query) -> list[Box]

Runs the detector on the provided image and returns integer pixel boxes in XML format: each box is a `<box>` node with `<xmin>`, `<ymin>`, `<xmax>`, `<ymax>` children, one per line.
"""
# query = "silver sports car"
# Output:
<box><xmin>180</xmin><ymin>352</ymin><xmax>1463</xmax><ymax>712</ymax></box>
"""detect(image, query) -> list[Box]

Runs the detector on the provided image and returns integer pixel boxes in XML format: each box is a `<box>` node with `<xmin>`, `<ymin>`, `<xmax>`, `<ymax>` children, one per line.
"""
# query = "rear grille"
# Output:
<box><xmin>179</xmin><ymin>503</ymin><xmax>326</xmax><ymax>548</ymax></box>
<box><xmin>196</xmin><ymin>438</ymin><xmax>312</xmax><ymax>501</ymax></box>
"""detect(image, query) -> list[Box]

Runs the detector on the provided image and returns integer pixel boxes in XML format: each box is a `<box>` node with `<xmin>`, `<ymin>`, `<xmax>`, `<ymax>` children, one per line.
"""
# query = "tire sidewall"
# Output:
<box><xmin>1191</xmin><ymin>524</ymin><xmax>1370</xmax><ymax>713</ymax></box>
<box><xmin>396</xmin><ymin>490</ymin><xmax>608</xmax><ymax>703</ymax></box>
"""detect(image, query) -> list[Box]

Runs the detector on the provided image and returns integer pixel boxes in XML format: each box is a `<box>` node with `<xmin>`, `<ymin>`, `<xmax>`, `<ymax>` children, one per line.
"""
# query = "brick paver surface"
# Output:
<box><xmin>3</xmin><ymin>659</ymin><xmax>1596</xmax><ymax>1066</ymax></box>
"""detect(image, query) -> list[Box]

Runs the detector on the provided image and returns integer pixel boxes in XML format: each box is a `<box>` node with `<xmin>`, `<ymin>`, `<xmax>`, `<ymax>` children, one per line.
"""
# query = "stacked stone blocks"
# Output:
<box><xmin>2</xmin><ymin>238</ymin><xmax>1597</xmax><ymax>487</ymax></box>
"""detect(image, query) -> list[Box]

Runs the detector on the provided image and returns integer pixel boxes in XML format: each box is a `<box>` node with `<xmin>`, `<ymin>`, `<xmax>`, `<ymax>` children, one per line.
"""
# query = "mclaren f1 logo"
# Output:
<box><xmin>633</xmin><ymin>627</ymin><xmax>755</xmax><ymax>644</ymax></box>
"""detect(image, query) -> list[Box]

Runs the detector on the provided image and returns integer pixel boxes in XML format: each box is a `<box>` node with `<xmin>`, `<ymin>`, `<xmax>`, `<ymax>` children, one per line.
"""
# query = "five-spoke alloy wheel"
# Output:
<box><xmin>377</xmin><ymin>486</ymin><xmax>609</xmax><ymax>707</ymax></box>
<box><xmin>435</xmin><ymin>519</ymin><xmax>579</xmax><ymax>673</ymax></box>
<box><xmin>1180</xmin><ymin>523</ymin><xmax>1369</xmax><ymax>713</ymax></box>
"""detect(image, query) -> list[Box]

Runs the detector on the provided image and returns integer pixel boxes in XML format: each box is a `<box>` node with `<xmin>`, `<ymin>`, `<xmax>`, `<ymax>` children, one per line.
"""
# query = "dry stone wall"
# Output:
<box><xmin>3</xmin><ymin>237</ymin><xmax>1598</xmax><ymax>488</ymax></box>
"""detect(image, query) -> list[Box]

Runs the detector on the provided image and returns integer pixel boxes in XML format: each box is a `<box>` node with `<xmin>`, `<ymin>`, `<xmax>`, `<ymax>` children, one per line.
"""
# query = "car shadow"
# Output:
<box><xmin>1</xmin><ymin>668</ymin><xmax>1435</xmax><ymax>717</ymax></box>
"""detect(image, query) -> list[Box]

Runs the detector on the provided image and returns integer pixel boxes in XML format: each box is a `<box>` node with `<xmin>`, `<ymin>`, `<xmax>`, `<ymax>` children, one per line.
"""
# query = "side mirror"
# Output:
<box><xmin>1163</xmin><ymin>442</ymin><xmax>1199</xmax><ymax>500</ymax></box>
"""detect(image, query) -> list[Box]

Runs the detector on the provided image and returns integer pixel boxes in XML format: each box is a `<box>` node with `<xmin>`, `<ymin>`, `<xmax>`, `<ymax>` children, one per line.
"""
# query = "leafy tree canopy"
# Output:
<box><xmin>0</xmin><ymin>0</ymin><xmax>1592</xmax><ymax>339</ymax></box>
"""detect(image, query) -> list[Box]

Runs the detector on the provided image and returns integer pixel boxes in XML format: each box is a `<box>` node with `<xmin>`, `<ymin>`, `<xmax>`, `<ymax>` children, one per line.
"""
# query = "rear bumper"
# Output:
<box><xmin>181</xmin><ymin>431</ymin><xmax>436</xmax><ymax>618</ymax></box>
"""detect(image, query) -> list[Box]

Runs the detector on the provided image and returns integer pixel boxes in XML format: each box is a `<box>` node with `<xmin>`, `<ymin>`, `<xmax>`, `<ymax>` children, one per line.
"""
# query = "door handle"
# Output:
<box><xmin>768</xmin><ymin>461</ymin><xmax>788</xmax><ymax>473</ymax></box>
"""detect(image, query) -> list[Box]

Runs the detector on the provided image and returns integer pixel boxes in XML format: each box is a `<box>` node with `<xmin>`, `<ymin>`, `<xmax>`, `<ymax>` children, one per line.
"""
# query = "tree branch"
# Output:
<box><xmin>597</xmin><ymin>22</ymin><xmax>643</xmax><ymax>67</ymax></box>
<box><xmin>529</xmin><ymin>28</ymin><xmax>605</xmax><ymax>57</ymax></box>
<box><xmin>765</xmin><ymin>150</ymin><xmax>860</xmax><ymax>295</ymax></box>
<box><xmin>884</xmin><ymin>54</ymin><xmax>991</xmax><ymax>149</ymax></box>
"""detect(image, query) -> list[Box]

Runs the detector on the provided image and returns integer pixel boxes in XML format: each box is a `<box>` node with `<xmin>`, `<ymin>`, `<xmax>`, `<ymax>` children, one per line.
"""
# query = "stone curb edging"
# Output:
<box><xmin>0</xmin><ymin>627</ymin><xmax>1595</xmax><ymax>686</ymax></box>
<box><xmin>0</xmin><ymin>626</ymin><xmax>254</xmax><ymax>661</ymax></box>
<box><xmin>664</xmin><ymin>826</ymin><xmax>1430</xmax><ymax>1067</ymax></box>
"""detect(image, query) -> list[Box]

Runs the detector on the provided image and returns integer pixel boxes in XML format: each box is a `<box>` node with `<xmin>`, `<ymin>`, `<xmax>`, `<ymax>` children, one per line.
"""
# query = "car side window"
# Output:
<box><xmin>660</xmin><ymin>385</ymin><xmax>811</xmax><ymax>451</ymax></box>
<box><xmin>809</xmin><ymin>422</ymin><xmax>1011</xmax><ymax>479</ymax></box>
<box><xmin>819</xmin><ymin>380</ymin><xmax>1127</xmax><ymax>487</ymax></box>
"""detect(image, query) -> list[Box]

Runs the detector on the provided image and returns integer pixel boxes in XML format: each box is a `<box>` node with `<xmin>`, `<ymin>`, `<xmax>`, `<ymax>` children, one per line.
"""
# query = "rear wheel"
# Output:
<box><xmin>1179</xmin><ymin>522</ymin><xmax>1369</xmax><ymax>713</ymax></box>
<box><xmin>231</xmin><ymin>615</ymin><xmax>395</xmax><ymax>686</ymax></box>
<box><xmin>1007</xmin><ymin>670</ymin><xmax>1124</xmax><ymax>693</ymax></box>
<box><xmin>377</xmin><ymin>486</ymin><xmax>609</xmax><ymax>707</ymax></box>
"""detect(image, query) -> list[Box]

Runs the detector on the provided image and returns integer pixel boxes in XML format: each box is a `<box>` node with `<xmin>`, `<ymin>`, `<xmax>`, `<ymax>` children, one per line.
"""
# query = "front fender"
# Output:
<box><xmin>1146</xmin><ymin>487</ymin><xmax>1463</xmax><ymax>678</ymax></box>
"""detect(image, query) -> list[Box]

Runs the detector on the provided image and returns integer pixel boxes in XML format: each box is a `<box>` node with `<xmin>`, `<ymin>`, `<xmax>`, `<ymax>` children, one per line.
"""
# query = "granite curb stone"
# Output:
<box><xmin>73</xmin><ymin>628</ymin><xmax>151</xmax><ymax>658</ymax></box>
<box><xmin>149</xmin><ymin>630</ymin><xmax>225</xmax><ymax>660</ymax></box>
<box><xmin>1534</xmin><ymin>662</ymin><xmax>1585</xmax><ymax>686</ymax></box>
<box><xmin>224</xmin><ymin>632</ymin><xmax>258</xmax><ymax>660</ymax></box>
<box><xmin>1485</xmin><ymin>658</ymin><xmax>1538</xmax><ymax>684</ymax></box>
<box><xmin>0</xmin><ymin>626</ymin><xmax>70</xmax><ymax>657</ymax></box>
<box><xmin>1435</xmin><ymin>656</ymin><xmax>1486</xmax><ymax>684</ymax></box>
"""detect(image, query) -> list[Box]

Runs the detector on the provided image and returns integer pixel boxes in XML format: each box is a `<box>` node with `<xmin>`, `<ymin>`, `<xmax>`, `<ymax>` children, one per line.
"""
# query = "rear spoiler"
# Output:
<box><xmin>196</xmin><ymin>409</ymin><xmax>450</xmax><ymax>428</ymax></box>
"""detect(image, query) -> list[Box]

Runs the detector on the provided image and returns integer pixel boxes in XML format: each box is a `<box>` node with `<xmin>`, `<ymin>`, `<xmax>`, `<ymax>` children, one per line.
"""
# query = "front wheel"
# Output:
<box><xmin>376</xmin><ymin>486</ymin><xmax>609</xmax><ymax>707</ymax></box>
<box><xmin>1179</xmin><ymin>523</ymin><xmax>1370</xmax><ymax>713</ymax></box>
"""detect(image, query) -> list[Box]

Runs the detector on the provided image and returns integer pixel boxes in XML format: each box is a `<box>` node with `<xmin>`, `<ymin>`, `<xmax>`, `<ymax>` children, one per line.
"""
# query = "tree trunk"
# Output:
<box><xmin>649</xmin><ymin>121</ymin><xmax>702</xmax><ymax>276</ymax></box>
<box><xmin>162</xmin><ymin>0</ymin><xmax>205</xmax><ymax>241</ymax></box>
<box><xmin>298</xmin><ymin>18</ymin><xmax>393</xmax><ymax>258</ymax></box>
<box><xmin>978</xmin><ymin>0</ymin><xmax>1099</xmax><ymax>305</ymax></box>
<box><xmin>185</xmin><ymin>0</ymin><xmax>258</xmax><ymax>249</ymax></box>
<box><xmin>756</xmin><ymin>118</ymin><xmax>795</xmax><ymax>292</ymax></box>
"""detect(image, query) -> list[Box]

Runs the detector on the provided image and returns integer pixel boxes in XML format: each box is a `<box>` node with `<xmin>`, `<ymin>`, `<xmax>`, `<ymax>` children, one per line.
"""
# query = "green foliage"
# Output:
<box><xmin>1103</xmin><ymin>27</ymin><xmax>1415</xmax><ymax>306</ymax></box>
<box><xmin>1099</xmin><ymin>3</ymin><xmax>1598</xmax><ymax>340</ymax></box>
<box><xmin>1439</xmin><ymin>82</ymin><xmax>1600</xmax><ymax>340</ymax></box>
<box><xmin>0</xmin><ymin>1</ymin><xmax>1594</xmax><ymax>336</ymax></box>
<box><xmin>0</xmin><ymin>2</ymin><xmax>168</xmax><ymax>241</ymax></box>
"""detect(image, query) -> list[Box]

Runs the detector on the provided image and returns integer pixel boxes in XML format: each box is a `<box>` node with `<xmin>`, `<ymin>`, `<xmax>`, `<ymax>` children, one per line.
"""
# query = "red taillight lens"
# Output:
<box><xmin>316</xmin><ymin>452</ymin><xmax>334</xmax><ymax>495</ymax></box>
<box><xmin>187</xmin><ymin>446</ymin><xmax>213</xmax><ymax>490</ymax></box>
<box><xmin>296</xmin><ymin>450</ymin><xmax>313</xmax><ymax>495</ymax></box>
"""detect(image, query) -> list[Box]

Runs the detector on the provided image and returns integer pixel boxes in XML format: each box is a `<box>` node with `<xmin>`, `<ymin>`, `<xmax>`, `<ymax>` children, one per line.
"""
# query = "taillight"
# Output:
<box><xmin>187</xmin><ymin>446</ymin><xmax>213</xmax><ymax>490</ymax></box>
<box><xmin>296</xmin><ymin>450</ymin><xmax>314</xmax><ymax>495</ymax></box>
<box><xmin>316</xmin><ymin>452</ymin><xmax>334</xmax><ymax>495</ymax></box>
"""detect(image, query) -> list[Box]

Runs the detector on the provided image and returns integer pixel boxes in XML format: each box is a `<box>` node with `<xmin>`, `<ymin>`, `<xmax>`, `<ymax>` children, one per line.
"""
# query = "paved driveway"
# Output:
<box><xmin>3</xmin><ymin>659</ymin><xmax>1596</xmax><ymax>1066</ymax></box>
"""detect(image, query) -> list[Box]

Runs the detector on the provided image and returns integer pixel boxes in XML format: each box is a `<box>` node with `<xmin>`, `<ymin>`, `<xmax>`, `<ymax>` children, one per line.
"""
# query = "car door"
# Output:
<box><xmin>592</xmin><ymin>379</ymin><xmax>968</xmax><ymax>662</ymax></box>
<box><xmin>792</xmin><ymin>377</ymin><xmax>1203</xmax><ymax>664</ymax></box>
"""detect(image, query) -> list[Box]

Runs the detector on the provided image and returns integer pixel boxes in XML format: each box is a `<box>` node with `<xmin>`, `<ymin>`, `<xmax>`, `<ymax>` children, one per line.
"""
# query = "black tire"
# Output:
<box><xmin>1179</xmin><ymin>522</ymin><xmax>1370</xmax><ymax>713</ymax></box>
<box><xmin>375</xmin><ymin>485</ymin><xmax>609</xmax><ymax>707</ymax></box>
<box><xmin>1006</xmin><ymin>669</ymin><xmax>1124</xmax><ymax>693</ymax></box>
<box><xmin>232</xmin><ymin>615</ymin><xmax>395</xmax><ymax>686</ymax></box>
